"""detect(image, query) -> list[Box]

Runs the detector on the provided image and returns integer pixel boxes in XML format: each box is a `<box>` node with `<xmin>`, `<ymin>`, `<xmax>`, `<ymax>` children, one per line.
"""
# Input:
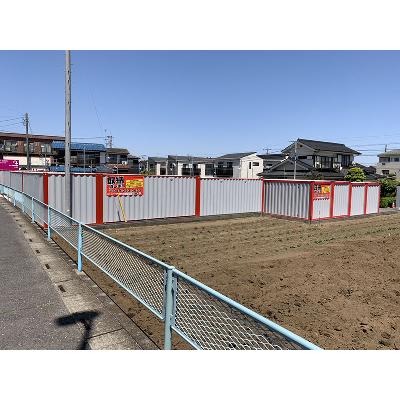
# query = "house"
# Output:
<box><xmin>215</xmin><ymin>152</ymin><xmax>264</xmax><ymax>179</ymax></box>
<box><xmin>0</xmin><ymin>131</ymin><xmax>61</xmax><ymax>169</ymax></box>
<box><xmin>105</xmin><ymin>147</ymin><xmax>140</xmax><ymax>173</ymax></box>
<box><xmin>376</xmin><ymin>150</ymin><xmax>400</xmax><ymax>179</ymax></box>
<box><xmin>147</xmin><ymin>156</ymin><xmax>168</xmax><ymax>175</ymax></box>
<box><xmin>167</xmin><ymin>155</ymin><xmax>215</xmax><ymax>177</ymax></box>
<box><xmin>52</xmin><ymin>141</ymin><xmax>107</xmax><ymax>170</ymax></box>
<box><xmin>257</xmin><ymin>153</ymin><xmax>287</xmax><ymax>172</ymax></box>
<box><xmin>259</xmin><ymin>138</ymin><xmax>361</xmax><ymax>180</ymax></box>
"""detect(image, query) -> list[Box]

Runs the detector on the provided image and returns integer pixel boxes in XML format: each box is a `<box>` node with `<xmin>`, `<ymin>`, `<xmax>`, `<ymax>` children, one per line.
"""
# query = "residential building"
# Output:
<box><xmin>376</xmin><ymin>150</ymin><xmax>400</xmax><ymax>179</ymax></box>
<box><xmin>259</xmin><ymin>138</ymin><xmax>361</xmax><ymax>180</ymax></box>
<box><xmin>257</xmin><ymin>153</ymin><xmax>287</xmax><ymax>172</ymax></box>
<box><xmin>52</xmin><ymin>141</ymin><xmax>107</xmax><ymax>170</ymax></box>
<box><xmin>105</xmin><ymin>148</ymin><xmax>140</xmax><ymax>173</ymax></box>
<box><xmin>167</xmin><ymin>155</ymin><xmax>215</xmax><ymax>177</ymax></box>
<box><xmin>147</xmin><ymin>157</ymin><xmax>168</xmax><ymax>175</ymax></box>
<box><xmin>215</xmin><ymin>152</ymin><xmax>264</xmax><ymax>178</ymax></box>
<box><xmin>0</xmin><ymin>131</ymin><xmax>61</xmax><ymax>169</ymax></box>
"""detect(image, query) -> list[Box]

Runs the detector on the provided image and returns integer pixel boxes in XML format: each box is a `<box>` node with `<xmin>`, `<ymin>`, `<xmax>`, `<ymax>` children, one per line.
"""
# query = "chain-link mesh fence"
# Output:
<box><xmin>0</xmin><ymin>183</ymin><xmax>320</xmax><ymax>351</ymax></box>
<box><xmin>32</xmin><ymin>198</ymin><xmax>48</xmax><ymax>227</ymax></box>
<box><xmin>81</xmin><ymin>225</ymin><xmax>166</xmax><ymax>317</ymax></box>
<box><xmin>172</xmin><ymin>273</ymin><xmax>303</xmax><ymax>350</ymax></box>
<box><xmin>49</xmin><ymin>208</ymin><xmax>79</xmax><ymax>249</ymax></box>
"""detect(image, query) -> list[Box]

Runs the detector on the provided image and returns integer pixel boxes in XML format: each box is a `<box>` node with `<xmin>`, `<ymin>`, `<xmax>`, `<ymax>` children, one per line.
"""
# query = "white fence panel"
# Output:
<box><xmin>333</xmin><ymin>183</ymin><xmax>349</xmax><ymax>217</ymax></box>
<box><xmin>22</xmin><ymin>172</ymin><xmax>44</xmax><ymax>202</ymax></box>
<box><xmin>366</xmin><ymin>184</ymin><xmax>380</xmax><ymax>214</ymax></box>
<box><xmin>350</xmin><ymin>184</ymin><xmax>365</xmax><ymax>216</ymax></box>
<box><xmin>265</xmin><ymin>181</ymin><xmax>310</xmax><ymax>219</ymax></box>
<box><xmin>103</xmin><ymin>176</ymin><xmax>196</xmax><ymax>222</ymax></box>
<box><xmin>49</xmin><ymin>173</ymin><xmax>97</xmax><ymax>224</ymax></box>
<box><xmin>200</xmin><ymin>178</ymin><xmax>262</xmax><ymax>216</ymax></box>
<box><xmin>10</xmin><ymin>172</ymin><xmax>23</xmax><ymax>191</ymax></box>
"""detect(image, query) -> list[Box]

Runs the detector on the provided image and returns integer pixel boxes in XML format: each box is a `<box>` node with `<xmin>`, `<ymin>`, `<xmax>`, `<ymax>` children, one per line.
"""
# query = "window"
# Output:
<box><xmin>341</xmin><ymin>154</ymin><xmax>351</xmax><ymax>167</ymax></box>
<box><xmin>218</xmin><ymin>161</ymin><xmax>224</xmax><ymax>167</ymax></box>
<box><xmin>315</xmin><ymin>155</ymin><xmax>333</xmax><ymax>169</ymax></box>
<box><xmin>394</xmin><ymin>158</ymin><xmax>400</xmax><ymax>162</ymax></box>
<box><xmin>227</xmin><ymin>161</ymin><xmax>233</xmax><ymax>168</ymax></box>
<box><xmin>4</xmin><ymin>141</ymin><xmax>17</xmax><ymax>152</ymax></box>
<box><xmin>248</xmin><ymin>162</ymin><xmax>252</xmax><ymax>169</ymax></box>
<box><xmin>253</xmin><ymin>162</ymin><xmax>259</xmax><ymax>166</ymax></box>
<box><xmin>298</xmin><ymin>156</ymin><xmax>307</xmax><ymax>160</ymax></box>
<box><xmin>382</xmin><ymin>170</ymin><xmax>390</xmax><ymax>175</ymax></box>
<box><xmin>23</xmin><ymin>143</ymin><xmax>35</xmax><ymax>153</ymax></box>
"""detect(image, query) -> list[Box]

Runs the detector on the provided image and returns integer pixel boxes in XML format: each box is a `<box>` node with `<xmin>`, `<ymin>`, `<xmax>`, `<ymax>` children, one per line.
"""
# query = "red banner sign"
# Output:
<box><xmin>314</xmin><ymin>184</ymin><xmax>331</xmax><ymax>199</ymax></box>
<box><xmin>0</xmin><ymin>159</ymin><xmax>19</xmax><ymax>171</ymax></box>
<box><xmin>106</xmin><ymin>175</ymin><xmax>144</xmax><ymax>196</ymax></box>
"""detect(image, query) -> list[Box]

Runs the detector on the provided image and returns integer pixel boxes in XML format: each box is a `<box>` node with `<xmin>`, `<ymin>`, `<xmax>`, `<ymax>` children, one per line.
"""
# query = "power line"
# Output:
<box><xmin>0</xmin><ymin>117</ymin><xmax>22</xmax><ymax>123</ymax></box>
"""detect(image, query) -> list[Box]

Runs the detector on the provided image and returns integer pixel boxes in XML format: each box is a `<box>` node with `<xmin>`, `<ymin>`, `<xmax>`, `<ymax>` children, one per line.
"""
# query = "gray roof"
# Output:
<box><xmin>378</xmin><ymin>149</ymin><xmax>400</xmax><ymax>157</ymax></box>
<box><xmin>168</xmin><ymin>155</ymin><xmax>215</xmax><ymax>163</ymax></box>
<box><xmin>217</xmin><ymin>152</ymin><xmax>257</xmax><ymax>159</ymax></box>
<box><xmin>257</xmin><ymin>153</ymin><xmax>286</xmax><ymax>160</ymax></box>
<box><xmin>148</xmin><ymin>156</ymin><xmax>167</xmax><ymax>163</ymax></box>
<box><xmin>295</xmin><ymin>139</ymin><xmax>360</xmax><ymax>155</ymax></box>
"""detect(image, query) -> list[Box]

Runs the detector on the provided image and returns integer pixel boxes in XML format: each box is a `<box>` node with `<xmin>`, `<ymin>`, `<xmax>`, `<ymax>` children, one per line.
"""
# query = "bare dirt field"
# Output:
<box><xmin>99</xmin><ymin>212</ymin><xmax>400</xmax><ymax>350</ymax></box>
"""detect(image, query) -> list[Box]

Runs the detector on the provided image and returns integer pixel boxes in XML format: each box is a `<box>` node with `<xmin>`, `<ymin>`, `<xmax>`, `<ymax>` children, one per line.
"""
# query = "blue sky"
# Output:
<box><xmin>1</xmin><ymin>50</ymin><xmax>400</xmax><ymax>164</ymax></box>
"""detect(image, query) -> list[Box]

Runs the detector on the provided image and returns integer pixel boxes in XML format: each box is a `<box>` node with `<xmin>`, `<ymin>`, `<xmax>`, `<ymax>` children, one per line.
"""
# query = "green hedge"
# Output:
<box><xmin>380</xmin><ymin>196</ymin><xmax>396</xmax><ymax>208</ymax></box>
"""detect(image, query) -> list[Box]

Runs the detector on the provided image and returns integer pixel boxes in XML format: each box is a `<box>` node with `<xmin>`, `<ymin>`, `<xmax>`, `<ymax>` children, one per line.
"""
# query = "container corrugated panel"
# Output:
<box><xmin>333</xmin><ymin>183</ymin><xmax>349</xmax><ymax>217</ymax></box>
<box><xmin>49</xmin><ymin>174</ymin><xmax>97</xmax><ymax>224</ymax></box>
<box><xmin>200</xmin><ymin>179</ymin><xmax>262</xmax><ymax>216</ymax></box>
<box><xmin>350</xmin><ymin>184</ymin><xmax>365</xmax><ymax>216</ymax></box>
<box><xmin>72</xmin><ymin>175</ymin><xmax>96</xmax><ymax>224</ymax></box>
<box><xmin>312</xmin><ymin>198</ymin><xmax>331</xmax><ymax>219</ymax></box>
<box><xmin>22</xmin><ymin>173</ymin><xmax>44</xmax><ymax>202</ymax></box>
<box><xmin>103</xmin><ymin>176</ymin><xmax>196</xmax><ymax>222</ymax></box>
<box><xmin>0</xmin><ymin>171</ymin><xmax>11</xmax><ymax>186</ymax></box>
<box><xmin>265</xmin><ymin>181</ymin><xmax>310</xmax><ymax>219</ymax></box>
<box><xmin>366</xmin><ymin>185</ymin><xmax>380</xmax><ymax>214</ymax></box>
<box><xmin>10</xmin><ymin>172</ymin><xmax>23</xmax><ymax>191</ymax></box>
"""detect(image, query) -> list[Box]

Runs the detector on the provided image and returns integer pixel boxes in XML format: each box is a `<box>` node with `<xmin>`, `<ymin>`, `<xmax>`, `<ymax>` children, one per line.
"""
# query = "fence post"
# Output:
<box><xmin>47</xmin><ymin>207</ymin><xmax>51</xmax><ymax>241</ymax></box>
<box><xmin>164</xmin><ymin>268</ymin><xmax>174</xmax><ymax>350</ymax></box>
<box><xmin>77</xmin><ymin>223</ymin><xmax>83</xmax><ymax>272</ymax></box>
<box><xmin>31</xmin><ymin>198</ymin><xmax>35</xmax><ymax>223</ymax></box>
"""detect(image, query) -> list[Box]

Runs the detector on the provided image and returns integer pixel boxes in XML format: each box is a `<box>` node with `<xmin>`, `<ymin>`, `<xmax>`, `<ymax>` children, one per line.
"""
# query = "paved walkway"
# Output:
<box><xmin>0</xmin><ymin>198</ymin><xmax>156</xmax><ymax>350</ymax></box>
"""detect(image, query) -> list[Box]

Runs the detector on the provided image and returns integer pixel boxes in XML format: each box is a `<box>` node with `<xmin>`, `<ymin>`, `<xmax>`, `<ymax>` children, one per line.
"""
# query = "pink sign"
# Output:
<box><xmin>0</xmin><ymin>159</ymin><xmax>19</xmax><ymax>171</ymax></box>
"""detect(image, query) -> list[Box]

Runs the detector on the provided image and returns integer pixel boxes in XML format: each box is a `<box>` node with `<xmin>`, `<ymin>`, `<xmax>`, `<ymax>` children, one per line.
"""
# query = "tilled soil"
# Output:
<box><xmin>102</xmin><ymin>213</ymin><xmax>400</xmax><ymax>350</ymax></box>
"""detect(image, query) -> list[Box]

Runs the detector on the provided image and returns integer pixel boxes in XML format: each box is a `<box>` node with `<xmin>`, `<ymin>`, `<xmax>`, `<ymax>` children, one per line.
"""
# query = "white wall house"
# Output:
<box><xmin>167</xmin><ymin>156</ymin><xmax>215</xmax><ymax>178</ymax></box>
<box><xmin>376</xmin><ymin>150</ymin><xmax>400</xmax><ymax>179</ymax></box>
<box><xmin>215</xmin><ymin>152</ymin><xmax>264</xmax><ymax>179</ymax></box>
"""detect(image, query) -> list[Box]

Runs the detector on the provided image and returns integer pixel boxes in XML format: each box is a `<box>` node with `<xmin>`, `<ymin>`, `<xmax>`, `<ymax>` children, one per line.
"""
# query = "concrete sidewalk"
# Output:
<box><xmin>0</xmin><ymin>198</ymin><xmax>157</xmax><ymax>350</ymax></box>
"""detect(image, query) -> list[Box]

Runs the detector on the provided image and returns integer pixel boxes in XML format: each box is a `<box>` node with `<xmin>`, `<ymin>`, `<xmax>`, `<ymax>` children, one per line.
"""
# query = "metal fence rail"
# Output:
<box><xmin>0</xmin><ymin>183</ymin><xmax>321</xmax><ymax>351</ymax></box>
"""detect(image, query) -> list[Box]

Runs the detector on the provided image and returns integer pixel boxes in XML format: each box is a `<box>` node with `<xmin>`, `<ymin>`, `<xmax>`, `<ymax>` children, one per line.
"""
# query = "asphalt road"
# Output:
<box><xmin>0</xmin><ymin>202</ymin><xmax>82</xmax><ymax>349</ymax></box>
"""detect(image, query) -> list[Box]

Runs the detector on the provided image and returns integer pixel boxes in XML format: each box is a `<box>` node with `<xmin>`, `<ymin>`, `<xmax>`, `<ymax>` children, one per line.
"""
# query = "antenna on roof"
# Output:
<box><xmin>384</xmin><ymin>144</ymin><xmax>387</xmax><ymax>152</ymax></box>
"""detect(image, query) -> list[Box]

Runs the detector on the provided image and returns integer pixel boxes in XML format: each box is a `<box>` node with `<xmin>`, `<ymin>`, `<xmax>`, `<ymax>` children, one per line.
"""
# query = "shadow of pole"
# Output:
<box><xmin>56</xmin><ymin>311</ymin><xmax>100</xmax><ymax>350</ymax></box>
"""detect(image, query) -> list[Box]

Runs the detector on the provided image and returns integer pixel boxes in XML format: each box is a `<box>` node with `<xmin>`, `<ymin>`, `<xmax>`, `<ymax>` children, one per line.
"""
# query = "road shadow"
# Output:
<box><xmin>56</xmin><ymin>311</ymin><xmax>100</xmax><ymax>350</ymax></box>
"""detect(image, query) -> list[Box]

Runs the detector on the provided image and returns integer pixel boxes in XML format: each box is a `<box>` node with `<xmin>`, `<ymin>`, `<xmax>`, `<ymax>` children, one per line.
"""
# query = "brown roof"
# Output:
<box><xmin>0</xmin><ymin>131</ymin><xmax>64</xmax><ymax>141</ymax></box>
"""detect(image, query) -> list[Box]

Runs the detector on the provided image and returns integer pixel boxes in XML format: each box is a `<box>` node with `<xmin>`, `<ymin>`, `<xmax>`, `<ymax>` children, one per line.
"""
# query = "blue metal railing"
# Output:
<box><xmin>0</xmin><ymin>183</ymin><xmax>321</xmax><ymax>350</ymax></box>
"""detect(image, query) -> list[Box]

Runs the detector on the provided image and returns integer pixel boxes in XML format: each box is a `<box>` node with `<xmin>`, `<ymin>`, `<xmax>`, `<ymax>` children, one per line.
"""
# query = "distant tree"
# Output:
<box><xmin>379</xmin><ymin>177</ymin><xmax>400</xmax><ymax>197</ymax></box>
<box><xmin>344</xmin><ymin>167</ymin><xmax>366</xmax><ymax>182</ymax></box>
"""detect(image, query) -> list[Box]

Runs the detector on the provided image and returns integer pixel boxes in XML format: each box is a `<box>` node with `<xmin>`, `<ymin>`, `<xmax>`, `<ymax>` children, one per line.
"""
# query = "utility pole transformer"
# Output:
<box><xmin>24</xmin><ymin>113</ymin><xmax>30</xmax><ymax>170</ymax></box>
<box><xmin>65</xmin><ymin>50</ymin><xmax>72</xmax><ymax>216</ymax></box>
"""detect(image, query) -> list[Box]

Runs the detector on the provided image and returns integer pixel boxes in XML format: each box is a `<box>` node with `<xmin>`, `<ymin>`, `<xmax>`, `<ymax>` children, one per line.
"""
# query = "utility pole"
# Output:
<box><xmin>263</xmin><ymin>148</ymin><xmax>272</xmax><ymax>155</ymax></box>
<box><xmin>24</xmin><ymin>113</ymin><xmax>30</xmax><ymax>170</ymax></box>
<box><xmin>289</xmin><ymin>140</ymin><xmax>298</xmax><ymax>179</ymax></box>
<box><xmin>65</xmin><ymin>50</ymin><xmax>72</xmax><ymax>216</ymax></box>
